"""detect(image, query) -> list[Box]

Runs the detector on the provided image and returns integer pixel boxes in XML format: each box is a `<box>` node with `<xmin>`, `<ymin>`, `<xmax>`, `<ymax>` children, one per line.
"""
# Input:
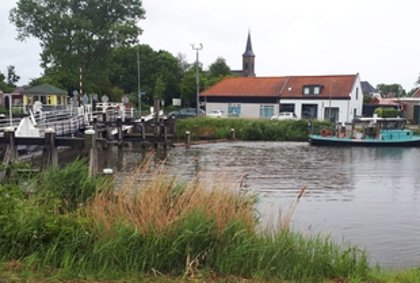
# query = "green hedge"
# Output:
<box><xmin>175</xmin><ymin>117</ymin><xmax>332</xmax><ymax>141</ymax></box>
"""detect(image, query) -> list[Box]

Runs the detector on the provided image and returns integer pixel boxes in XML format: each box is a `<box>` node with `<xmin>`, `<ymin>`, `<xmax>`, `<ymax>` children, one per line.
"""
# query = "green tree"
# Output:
<box><xmin>10</xmin><ymin>0</ymin><xmax>145</xmax><ymax>94</ymax></box>
<box><xmin>153</xmin><ymin>76</ymin><xmax>166</xmax><ymax>100</ymax></box>
<box><xmin>110</xmin><ymin>44</ymin><xmax>182</xmax><ymax>107</ymax></box>
<box><xmin>180</xmin><ymin>63</ymin><xmax>206</xmax><ymax>107</ymax></box>
<box><xmin>0</xmin><ymin>66</ymin><xmax>20</xmax><ymax>92</ymax></box>
<box><xmin>206</xmin><ymin>57</ymin><xmax>234</xmax><ymax>88</ymax></box>
<box><xmin>376</xmin><ymin>83</ymin><xmax>406</xmax><ymax>97</ymax></box>
<box><xmin>6</xmin><ymin>65</ymin><xmax>20</xmax><ymax>86</ymax></box>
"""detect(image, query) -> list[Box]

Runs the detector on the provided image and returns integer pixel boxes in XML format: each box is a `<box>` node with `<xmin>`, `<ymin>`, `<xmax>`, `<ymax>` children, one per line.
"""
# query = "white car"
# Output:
<box><xmin>270</xmin><ymin>112</ymin><xmax>297</xmax><ymax>120</ymax></box>
<box><xmin>207</xmin><ymin>110</ymin><xmax>225</xmax><ymax>118</ymax></box>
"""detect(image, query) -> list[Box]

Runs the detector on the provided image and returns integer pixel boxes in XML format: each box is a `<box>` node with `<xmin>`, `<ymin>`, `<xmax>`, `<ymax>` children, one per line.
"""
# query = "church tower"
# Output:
<box><xmin>242</xmin><ymin>31</ymin><xmax>255</xmax><ymax>77</ymax></box>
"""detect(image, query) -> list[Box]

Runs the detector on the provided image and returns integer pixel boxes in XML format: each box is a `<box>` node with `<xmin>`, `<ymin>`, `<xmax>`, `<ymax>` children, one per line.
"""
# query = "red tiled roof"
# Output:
<box><xmin>201</xmin><ymin>77</ymin><xmax>287</xmax><ymax>97</ymax></box>
<box><xmin>201</xmin><ymin>74</ymin><xmax>358</xmax><ymax>99</ymax></box>
<box><xmin>280</xmin><ymin>75</ymin><xmax>357</xmax><ymax>98</ymax></box>
<box><xmin>412</xmin><ymin>88</ymin><xmax>420</xmax><ymax>97</ymax></box>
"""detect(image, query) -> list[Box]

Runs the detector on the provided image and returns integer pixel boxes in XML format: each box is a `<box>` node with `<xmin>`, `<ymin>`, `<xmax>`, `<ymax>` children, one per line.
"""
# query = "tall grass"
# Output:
<box><xmin>175</xmin><ymin>117</ymin><xmax>332</xmax><ymax>141</ymax></box>
<box><xmin>0</xmin><ymin>160</ymin><xmax>372</xmax><ymax>281</ymax></box>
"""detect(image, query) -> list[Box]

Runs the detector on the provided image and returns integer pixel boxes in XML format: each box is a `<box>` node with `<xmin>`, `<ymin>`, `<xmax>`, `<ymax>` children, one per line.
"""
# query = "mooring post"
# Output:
<box><xmin>230</xmin><ymin>128</ymin><xmax>236</xmax><ymax>140</ymax></box>
<box><xmin>185</xmin><ymin>131</ymin><xmax>191</xmax><ymax>148</ymax></box>
<box><xmin>42</xmin><ymin>128</ymin><xmax>58</xmax><ymax>169</ymax></box>
<box><xmin>140</xmin><ymin>122</ymin><xmax>146</xmax><ymax>140</ymax></box>
<box><xmin>117</xmin><ymin>117</ymin><xmax>123</xmax><ymax>143</ymax></box>
<box><xmin>85</xmin><ymin>128</ymin><xmax>98</xmax><ymax>177</ymax></box>
<box><xmin>163</xmin><ymin>122</ymin><xmax>168</xmax><ymax>142</ymax></box>
<box><xmin>3</xmin><ymin>127</ymin><xmax>17</xmax><ymax>164</ymax></box>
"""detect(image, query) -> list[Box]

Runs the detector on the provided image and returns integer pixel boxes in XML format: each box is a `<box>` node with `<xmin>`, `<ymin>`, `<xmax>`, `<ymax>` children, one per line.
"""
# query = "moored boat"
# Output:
<box><xmin>309</xmin><ymin>117</ymin><xmax>420</xmax><ymax>146</ymax></box>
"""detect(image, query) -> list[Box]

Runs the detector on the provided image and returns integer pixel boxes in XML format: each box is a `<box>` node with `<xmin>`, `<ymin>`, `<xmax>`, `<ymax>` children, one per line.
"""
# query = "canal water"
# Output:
<box><xmin>103</xmin><ymin>141</ymin><xmax>420</xmax><ymax>269</ymax></box>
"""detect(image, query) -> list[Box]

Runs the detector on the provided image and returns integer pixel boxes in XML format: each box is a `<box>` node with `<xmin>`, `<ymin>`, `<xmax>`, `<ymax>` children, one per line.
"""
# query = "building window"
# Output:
<box><xmin>324</xmin><ymin>107</ymin><xmax>339</xmax><ymax>123</ymax></box>
<box><xmin>356</xmin><ymin>87</ymin><xmax>359</xmax><ymax>100</ymax></box>
<box><xmin>303</xmin><ymin>85</ymin><xmax>323</xmax><ymax>95</ymax></box>
<box><xmin>280</xmin><ymin>103</ymin><xmax>295</xmax><ymax>113</ymax></box>
<box><xmin>259</xmin><ymin>105</ymin><xmax>274</xmax><ymax>118</ymax></box>
<box><xmin>353</xmin><ymin>108</ymin><xmax>357</xmax><ymax>117</ymax></box>
<box><xmin>302</xmin><ymin>104</ymin><xmax>318</xmax><ymax>119</ymax></box>
<box><xmin>228</xmin><ymin>104</ymin><xmax>241</xmax><ymax>117</ymax></box>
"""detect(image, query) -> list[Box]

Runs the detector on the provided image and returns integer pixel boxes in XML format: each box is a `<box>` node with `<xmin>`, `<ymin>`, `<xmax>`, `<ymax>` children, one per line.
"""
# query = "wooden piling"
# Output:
<box><xmin>117</xmin><ymin>117</ymin><xmax>123</xmax><ymax>142</ymax></box>
<box><xmin>3</xmin><ymin>127</ymin><xmax>17</xmax><ymax>164</ymax></box>
<box><xmin>42</xmin><ymin>128</ymin><xmax>58</xmax><ymax>169</ymax></box>
<box><xmin>230</xmin><ymin>128</ymin><xmax>236</xmax><ymax>140</ymax></box>
<box><xmin>85</xmin><ymin>129</ymin><xmax>98</xmax><ymax>177</ymax></box>
<box><xmin>185</xmin><ymin>131</ymin><xmax>191</xmax><ymax>148</ymax></box>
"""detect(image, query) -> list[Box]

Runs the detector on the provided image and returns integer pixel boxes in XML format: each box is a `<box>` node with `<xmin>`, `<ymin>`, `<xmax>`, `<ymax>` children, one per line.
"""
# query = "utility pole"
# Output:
<box><xmin>191</xmin><ymin>43</ymin><xmax>203</xmax><ymax>116</ymax></box>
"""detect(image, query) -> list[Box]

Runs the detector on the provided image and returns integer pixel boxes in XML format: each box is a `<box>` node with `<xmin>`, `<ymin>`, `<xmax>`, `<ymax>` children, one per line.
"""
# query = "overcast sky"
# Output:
<box><xmin>1</xmin><ymin>0</ymin><xmax>419</xmax><ymax>91</ymax></box>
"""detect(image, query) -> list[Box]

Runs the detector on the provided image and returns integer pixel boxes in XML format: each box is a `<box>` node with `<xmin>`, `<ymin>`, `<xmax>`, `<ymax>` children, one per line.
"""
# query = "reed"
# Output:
<box><xmin>0</xmin><ymin>160</ymin><xmax>372</xmax><ymax>282</ymax></box>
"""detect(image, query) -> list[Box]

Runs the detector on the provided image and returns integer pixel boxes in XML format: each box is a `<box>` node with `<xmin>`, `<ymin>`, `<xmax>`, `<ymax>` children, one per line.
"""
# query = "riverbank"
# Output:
<box><xmin>175</xmin><ymin>117</ymin><xmax>332</xmax><ymax>141</ymax></box>
<box><xmin>0</xmin><ymin>159</ymin><xmax>372</xmax><ymax>282</ymax></box>
<box><xmin>1</xmin><ymin>159</ymin><xmax>419</xmax><ymax>282</ymax></box>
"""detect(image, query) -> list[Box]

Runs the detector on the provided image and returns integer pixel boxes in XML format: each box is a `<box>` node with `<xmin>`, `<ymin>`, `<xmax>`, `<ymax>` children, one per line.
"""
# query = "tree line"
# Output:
<box><xmin>4</xmin><ymin>0</ymin><xmax>233</xmax><ymax>108</ymax></box>
<box><xmin>2</xmin><ymin>0</ymin><xmax>420</xmax><ymax>107</ymax></box>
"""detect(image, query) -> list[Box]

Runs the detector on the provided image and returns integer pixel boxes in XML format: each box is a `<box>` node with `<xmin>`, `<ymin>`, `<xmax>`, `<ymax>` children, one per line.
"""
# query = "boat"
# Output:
<box><xmin>309</xmin><ymin>116</ymin><xmax>420</xmax><ymax>146</ymax></box>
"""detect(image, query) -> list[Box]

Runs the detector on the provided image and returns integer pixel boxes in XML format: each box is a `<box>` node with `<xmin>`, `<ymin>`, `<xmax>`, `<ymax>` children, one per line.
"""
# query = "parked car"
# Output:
<box><xmin>270</xmin><ymin>112</ymin><xmax>297</xmax><ymax>120</ymax></box>
<box><xmin>167</xmin><ymin>108</ymin><xmax>205</xmax><ymax>119</ymax></box>
<box><xmin>207</xmin><ymin>110</ymin><xmax>225</xmax><ymax>118</ymax></box>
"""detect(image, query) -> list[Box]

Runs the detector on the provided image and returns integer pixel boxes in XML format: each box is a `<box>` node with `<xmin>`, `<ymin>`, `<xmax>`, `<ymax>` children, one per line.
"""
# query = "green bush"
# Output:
<box><xmin>34</xmin><ymin>159</ymin><xmax>106</xmax><ymax>212</ymax></box>
<box><xmin>374</xmin><ymin>107</ymin><xmax>401</xmax><ymax>118</ymax></box>
<box><xmin>176</xmin><ymin>117</ymin><xmax>332</xmax><ymax>141</ymax></box>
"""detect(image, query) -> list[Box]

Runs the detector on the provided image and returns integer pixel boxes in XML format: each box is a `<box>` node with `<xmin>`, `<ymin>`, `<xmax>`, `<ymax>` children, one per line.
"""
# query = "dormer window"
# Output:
<box><xmin>303</xmin><ymin>85</ymin><xmax>323</xmax><ymax>95</ymax></box>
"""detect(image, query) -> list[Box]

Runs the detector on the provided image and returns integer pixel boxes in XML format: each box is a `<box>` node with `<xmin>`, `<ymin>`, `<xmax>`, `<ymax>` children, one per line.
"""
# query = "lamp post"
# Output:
<box><xmin>191</xmin><ymin>43</ymin><xmax>203</xmax><ymax>116</ymax></box>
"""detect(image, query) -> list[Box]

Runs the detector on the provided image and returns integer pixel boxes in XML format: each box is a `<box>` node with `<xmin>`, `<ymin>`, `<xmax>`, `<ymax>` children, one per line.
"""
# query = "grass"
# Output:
<box><xmin>175</xmin><ymin>117</ymin><xmax>332</xmax><ymax>141</ymax></box>
<box><xmin>0</xmin><ymin>159</ymin><xmax>401</xmax><ymax>282</ymax></box>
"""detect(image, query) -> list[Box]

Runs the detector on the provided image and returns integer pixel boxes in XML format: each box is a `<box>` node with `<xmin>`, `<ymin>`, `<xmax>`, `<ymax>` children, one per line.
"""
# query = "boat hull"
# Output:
<box><xmin>309</xmin><ymin>135</ymin><xmax>420</xmax><ymax>147</ymax></box>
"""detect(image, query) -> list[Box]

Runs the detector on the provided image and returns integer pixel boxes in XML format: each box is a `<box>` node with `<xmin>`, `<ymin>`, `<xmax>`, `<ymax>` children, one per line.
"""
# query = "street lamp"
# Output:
<box><xmin>191</xmin><ymin>43</ymin><xmax>203</xmax><ymax>116</ymax></box>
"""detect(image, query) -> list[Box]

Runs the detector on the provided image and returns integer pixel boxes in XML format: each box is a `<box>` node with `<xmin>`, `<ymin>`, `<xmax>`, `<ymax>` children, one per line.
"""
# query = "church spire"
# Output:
<box><xmin>242</xmin><ymin>31</ymin><xmax>255</xmax><ymax>77</ymax></box>
<box><xmin>243</xmin><ymin>31</ymin><xmax>255</xmax><ymax>57</ymax></box>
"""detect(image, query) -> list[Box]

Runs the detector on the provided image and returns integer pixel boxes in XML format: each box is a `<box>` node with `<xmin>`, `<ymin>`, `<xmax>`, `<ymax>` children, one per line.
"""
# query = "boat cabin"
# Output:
<box><xmin>344</xmin><ymin>117</ymin><xmax>411</xmax><ymax>140</ymax></box>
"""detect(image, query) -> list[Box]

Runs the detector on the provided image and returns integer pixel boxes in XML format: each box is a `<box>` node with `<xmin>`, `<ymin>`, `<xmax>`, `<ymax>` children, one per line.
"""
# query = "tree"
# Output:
<box><xmin>6</xmin><ymin>65</ymin><xmax>20</xmax><ymax>86</ymax></box>
<box><xmin>10</xmin><ymin>0</ymin><xmax>145</xmax><ymax>94</ymax></box>
<box><xmin>206</xmin><ymin>57</ymin><xmax>234</xmax><ymax>88</ymax></box>
<box><xmin>110</xmin><ymin>44</ymin><xmax>182</xmax><ymax>107</ymax></box>
<box><xmin>0</xmin><ymin>66</ymin><xmax>20</xmax><ymax>92</ymax></box>
<box><xmin>376</xmin><ymin>83</ymin><xmax>406</xmax><ymax>97</ymax></box>
<box><xmin>180</xmin><ymin>63</ymin><xmax>206</xmax><ymax>106</ymax></box>
<box><xmin>153</xmin><ymin>76</ymin><xmax>166</xmax><ymax>100</ymax></box>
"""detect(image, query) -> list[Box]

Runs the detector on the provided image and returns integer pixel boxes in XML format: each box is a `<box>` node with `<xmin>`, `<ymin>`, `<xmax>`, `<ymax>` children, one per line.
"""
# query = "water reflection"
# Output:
<box><xmin>98</xmin><ymin>141</ymin><xmax>420</xmax><ymax>269</ymax></box>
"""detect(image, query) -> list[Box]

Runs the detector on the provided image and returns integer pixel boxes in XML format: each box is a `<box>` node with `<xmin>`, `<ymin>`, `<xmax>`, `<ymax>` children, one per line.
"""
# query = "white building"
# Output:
<box><xmin>200</xmin><ymin>74</ymin><xmax>363</xmax><ymax>123</ymax></box>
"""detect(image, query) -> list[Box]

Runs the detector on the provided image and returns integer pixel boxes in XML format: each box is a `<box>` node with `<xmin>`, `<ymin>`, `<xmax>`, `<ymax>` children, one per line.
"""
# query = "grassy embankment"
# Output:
<box><xmin>175</xmin><ymin>117</ymin><xmax>332</xmax><ymax>141</ymax></box>
<box><xmin>0</xmin><ymin>159</ymin><xmax>383</xmax><ymax>282</ymax></box>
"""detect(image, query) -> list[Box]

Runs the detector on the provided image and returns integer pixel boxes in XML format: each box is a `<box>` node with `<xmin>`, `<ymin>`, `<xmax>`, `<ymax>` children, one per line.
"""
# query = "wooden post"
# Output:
<box><xmin>85</xmin><ymin>129</ymin><xmax>98</xmax><ymax>177</ymax></box>
<box><xmin>163</xmin><ymin>123</ymin><xmax>168</xmax><ymax>142</ymax></box>
<box><xmin>154</xmin><ymin>99</ymin><xmax>161</xmax><ymax>137</ymax></box>
<box><xmin>42</xmin><ymin>128</ymin><xmax>58</xmax><ymax>169</ymax></box>
<box><xmin>140</xmin><ymin>122</ymin><xmax>146</xmax><ymax>140</ymax></box>
<box><xmin>3</xmin><ymin>127</ymin><xmax>17</xmax><ymax>164</ymax></box>
<box><xmin>230</xmin><ymin>128</ymin><xmax>236</xmax><ymax>140</ymax></box>
<box><xmin>117</xmin><ymin>117</ymin><xmax>123</xmax><ymax>142</ymax></box>
<box><xmin>185</xmin><ymin>131</ymin><xmax>191</xmax><ymax>148</ymax></box>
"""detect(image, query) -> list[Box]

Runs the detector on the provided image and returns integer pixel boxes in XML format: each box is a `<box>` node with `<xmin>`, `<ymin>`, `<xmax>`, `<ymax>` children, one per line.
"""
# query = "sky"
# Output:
<box><xmin>1</xmin><ymin>0</ymin><xmax>420</xmax><ymax>91</ymax></box>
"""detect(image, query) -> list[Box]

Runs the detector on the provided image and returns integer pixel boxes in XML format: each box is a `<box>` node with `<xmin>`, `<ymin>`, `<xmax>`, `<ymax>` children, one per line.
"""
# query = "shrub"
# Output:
<box><xmin>374</xmin><ymin>107</ymin><xmax>401</xmax><ymax>118</ymax></box>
